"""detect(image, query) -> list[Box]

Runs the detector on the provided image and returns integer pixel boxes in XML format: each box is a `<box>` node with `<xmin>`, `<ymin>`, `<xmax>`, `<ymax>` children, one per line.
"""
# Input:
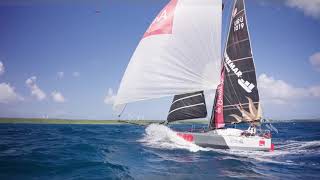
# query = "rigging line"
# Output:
<box><xmin>225</xmin><ymin>1</ymin><xmax>253</xmax><ymax>110</ymax></box>
<box><xmin>221</xmin><ymin>0</ymin><xmax>242</xmax><ymax>109</ymax></box>
<box><xmin>220</xmin><ymin>1</ymin><xmax>235</xmax><ymax>108</ymax></box>
<box><xmin>222</xmin><ymin>90</ymin><xmax>243</xmax><ymax>117</ymax></box>
<box><xmin>223</xmin><ymin>92</ymin><xmax>233</xmax><ymax>106</ymax></box>
<box><xmin>221</xmin><ymin>0</ymin><xmax>234</xmax><ymax>52</ymax></box>
<box><xmin>215</xmin><ymin>0</ymin><xmax>241</xmax><ymax>114</ymax></box>
<box><xmin>209</xmin><ymin>2</ymin><xmax>234</xmax><ymax>129</ymax></box>
<box><xmin>211</xmin><ymin>0</ymin><xmax>242</xmax><ymax>128</ymax></box>
<box><xmin>117</xmin><ymin>104</ymin><xmax>127</xmax><ymax>118</ymax></box>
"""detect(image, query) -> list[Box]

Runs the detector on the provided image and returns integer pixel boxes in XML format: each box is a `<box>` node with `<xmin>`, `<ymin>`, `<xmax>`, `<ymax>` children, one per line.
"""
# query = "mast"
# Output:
<box><xmin>210</xmin><ymin>0</ymin><xmax>261</xmax><ymax>128</ymax></box>
<box><xmin>209</xmin><ymin>1</ymin><xmax>235</xmax><ymax>129</ymax></box>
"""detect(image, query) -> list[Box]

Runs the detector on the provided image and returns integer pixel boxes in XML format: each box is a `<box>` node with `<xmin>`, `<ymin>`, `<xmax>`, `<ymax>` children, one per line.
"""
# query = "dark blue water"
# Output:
<box><xmin>0</xmin><ymin>121</ymin><xmax>319</xmax><ymax>180</ymax></box>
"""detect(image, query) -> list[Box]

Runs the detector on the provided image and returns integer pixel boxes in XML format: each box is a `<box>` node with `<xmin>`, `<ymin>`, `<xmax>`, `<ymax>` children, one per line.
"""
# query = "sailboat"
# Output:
<box><xmin>114</xmin><ymin>0</ymin><xmax>274</xmax><ymax>151</ymax></box>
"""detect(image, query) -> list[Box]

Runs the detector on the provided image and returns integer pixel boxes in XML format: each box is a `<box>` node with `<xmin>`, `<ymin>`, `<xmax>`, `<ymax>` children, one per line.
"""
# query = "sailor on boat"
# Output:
<box><xmin>242</xmin><ymin>124</ymin><xmax>257</xmax><ymax>136</ymax></box>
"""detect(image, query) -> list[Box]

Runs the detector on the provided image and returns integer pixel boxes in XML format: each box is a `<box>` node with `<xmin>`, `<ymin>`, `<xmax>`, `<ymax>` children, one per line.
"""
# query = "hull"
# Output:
<box><xmin>176</xmin><ymin>128</ymin><xmax>273</xmax><ymax>151</ymax></box>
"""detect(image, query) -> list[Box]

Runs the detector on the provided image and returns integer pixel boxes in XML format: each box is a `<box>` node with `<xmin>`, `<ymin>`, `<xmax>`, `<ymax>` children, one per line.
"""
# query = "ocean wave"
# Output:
<box><xmin>1</xmin><ymin>123</ymin><xmax>319</xmax><ymax>179</ymax></box>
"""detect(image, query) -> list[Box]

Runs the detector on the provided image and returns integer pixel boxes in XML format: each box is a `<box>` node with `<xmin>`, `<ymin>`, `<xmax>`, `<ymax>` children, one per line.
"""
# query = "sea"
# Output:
<box><xmin>0</xmin><ymin>121</ymin><xmax>319</xmax><ymax>180</ymax></box>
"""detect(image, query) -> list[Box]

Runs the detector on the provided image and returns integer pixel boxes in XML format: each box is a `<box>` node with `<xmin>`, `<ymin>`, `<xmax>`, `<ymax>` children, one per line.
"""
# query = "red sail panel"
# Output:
<box><xmin>214</xmin><ymin>68</ymin><xmax>225</xmax><ymax>129</ymax></box>
<box><xmin>143</xmin><ymin>0</ymin><xmax>178</xmax><ymax>39</ymax></box>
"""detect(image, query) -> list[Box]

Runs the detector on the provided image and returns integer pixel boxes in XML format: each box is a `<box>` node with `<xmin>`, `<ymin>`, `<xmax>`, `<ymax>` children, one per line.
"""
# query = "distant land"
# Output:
<box><xmin>0</xmin><ymin>118</ymin><xmax>208</xmax><ymax>125</ymax></box>
<box><xmin>0</xmin><ymin>118</ymin><xmax>319</xmax><ymax>125</ymax></box>
<box><xmin>276</xmin><ymin>118</ymin><xmax>320</xmax><ymax>122</ymax></box>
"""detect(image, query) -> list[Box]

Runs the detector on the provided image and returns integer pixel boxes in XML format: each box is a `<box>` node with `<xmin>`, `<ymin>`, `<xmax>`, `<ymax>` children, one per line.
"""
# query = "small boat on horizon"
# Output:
<box><xmin>114</xmin><ymin>0</ymin><xmax>274</xmax><ymax>151</ymax></box>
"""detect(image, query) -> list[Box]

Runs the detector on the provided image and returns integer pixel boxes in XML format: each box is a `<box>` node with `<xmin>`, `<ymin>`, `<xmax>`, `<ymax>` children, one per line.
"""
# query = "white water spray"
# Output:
<box><xmin>140</xmin><ymin>124</ymin><xmax>207</xmax><ymax>152</ymax></box>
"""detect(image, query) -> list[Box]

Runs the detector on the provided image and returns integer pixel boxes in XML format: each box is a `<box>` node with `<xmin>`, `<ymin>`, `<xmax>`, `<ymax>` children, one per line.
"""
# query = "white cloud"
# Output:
<box><xmin>310</xmin><ymin>52</ymin><xmax>320</xmax><ymax>71</ymax></box>
<box><xmin>0</xmin><ymin>61</ymin><xmax>4</xmax><ymax>75</ymax></box>
<box><xmin>72</xmin><ymin>72</ymin><xmax>80</xmax><ymax>77</ymax></box>
<box><xmin>0</xmin><ymin>83</ymin><xmax>23</xmax><ymax>103</ymax></box>
<box><xmin>286</xmin><ymin>0</ymin><xmax>320</xmax><ymax>20</ymax></box>
<box><xmin>258</xmin><ymin>73</ymin><xmax>320</xmax><ymax>104</ymax></box>
<box><xmin>104</xmin><ymin>88</ymin><xmax>116</xmax><ymax>105</ymax></box>
<box><xmin>25</xmin><ymin>76</ymin><xmax>46</xmax><ymax>101</ymax></box>
<box><xmin>51</xmin><ymin>91</ymin><xmax>66</xmax><ymax>103</ymax></box>
<box><xmin>309</xmin><ymin>86</ymin><xmax>320</xmax><ymax>97</ymax></box>
<box><xmin>57</xmin><ymin>71</ymin><xmax>64</xmax><ymax>79</ymax></box>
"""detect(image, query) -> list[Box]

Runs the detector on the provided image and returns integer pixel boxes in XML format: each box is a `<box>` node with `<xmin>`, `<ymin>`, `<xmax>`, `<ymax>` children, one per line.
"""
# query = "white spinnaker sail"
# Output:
<box><xmin>114</xmin><ymin>0</ymin><xmax>222</xmax><ymax>109</ymax></box>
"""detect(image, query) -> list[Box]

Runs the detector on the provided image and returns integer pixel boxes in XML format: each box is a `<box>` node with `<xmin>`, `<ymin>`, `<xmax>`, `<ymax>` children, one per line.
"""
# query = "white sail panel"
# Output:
<box><xmin>114</xmin><ymin>0</ymin><xmax>222</xmax><ymax>108</ymax></box>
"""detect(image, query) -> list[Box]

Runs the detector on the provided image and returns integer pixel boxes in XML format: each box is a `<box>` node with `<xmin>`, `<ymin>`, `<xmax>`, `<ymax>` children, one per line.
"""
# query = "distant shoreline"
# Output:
<box><xmin>0</xmin><ymin>117</ymin><xmax>318</xmax><ymax>125</ymax></box>
<box><xmin>0</xmin><ymin>118</ymin><xmax>155</xmax><ymax>125</ymax></box>
<box><xmin>0</xmin><ymin>118</ymin><xmax>208</xmax><ymax>125</ymax></box>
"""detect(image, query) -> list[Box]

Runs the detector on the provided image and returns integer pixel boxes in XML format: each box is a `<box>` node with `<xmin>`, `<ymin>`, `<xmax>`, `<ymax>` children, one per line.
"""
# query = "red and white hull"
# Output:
<box><xmin>176</xmin><ymin>128</ymin><xmax>274</xmax><ymax>151</ymax></box>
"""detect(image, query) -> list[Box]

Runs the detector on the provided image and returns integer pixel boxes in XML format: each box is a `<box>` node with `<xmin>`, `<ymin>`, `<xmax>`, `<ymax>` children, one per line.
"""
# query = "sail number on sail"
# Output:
<box><xmin>234</xmin><ymin>16</ymin><xmax>245</xmax><ymax>32</ymax></box>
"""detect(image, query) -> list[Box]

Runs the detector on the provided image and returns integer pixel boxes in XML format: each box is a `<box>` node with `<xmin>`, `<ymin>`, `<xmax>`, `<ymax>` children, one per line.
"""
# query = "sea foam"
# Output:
<box><xmin>140</xmin><ymin>124</ymin><xmax>207</xmax><ymax>152</ymax></box>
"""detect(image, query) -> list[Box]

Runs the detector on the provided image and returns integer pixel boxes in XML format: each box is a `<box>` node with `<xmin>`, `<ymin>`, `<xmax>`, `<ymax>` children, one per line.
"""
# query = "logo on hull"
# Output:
<box><xmin>259</xmin><ymin>140</ymin><xmax>265</xmax><ymax>146</ymax></box>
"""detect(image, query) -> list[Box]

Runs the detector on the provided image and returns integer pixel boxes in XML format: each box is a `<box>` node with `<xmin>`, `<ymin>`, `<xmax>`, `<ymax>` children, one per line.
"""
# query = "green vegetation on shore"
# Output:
<box><xmin>0</xmin><ymin>118</ymin><xmax>155</xmax><ymax>125</ymax></box>
<box><xmin>0</xmin><ymin>118</ymin><xmax>208</xmax><ymax>125</ymax></box>
<box><xmin>1</xmin><ymin>117</ymin><xmax>319</xmax><ymax>125</ymax></box>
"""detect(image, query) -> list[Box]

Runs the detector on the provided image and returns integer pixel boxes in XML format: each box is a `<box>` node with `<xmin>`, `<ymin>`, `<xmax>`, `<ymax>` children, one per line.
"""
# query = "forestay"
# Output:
<box><xmin>114</xmin><ymin>0</ymin><xmax>222</xmax><ymax>108</ymax></box>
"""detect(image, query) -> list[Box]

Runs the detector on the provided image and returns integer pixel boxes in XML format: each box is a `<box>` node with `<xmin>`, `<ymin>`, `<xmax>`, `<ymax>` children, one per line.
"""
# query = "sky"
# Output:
<box><xmin>0</xmin><ymin>0</ymin><xmax>319</xmax><ymax>120</ymax></box>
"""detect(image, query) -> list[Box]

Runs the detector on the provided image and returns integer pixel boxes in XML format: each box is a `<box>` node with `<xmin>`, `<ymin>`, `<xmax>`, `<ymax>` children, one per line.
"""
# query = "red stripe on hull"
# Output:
<box><xmin>270</xmin><ymin>143</ymin><xmax>275</xmax><ymax>152</ymax></box>
<box><xmin>177</xmin><ymin>133</ymin><xmax>194</xmax><ymax>142</ymax></box>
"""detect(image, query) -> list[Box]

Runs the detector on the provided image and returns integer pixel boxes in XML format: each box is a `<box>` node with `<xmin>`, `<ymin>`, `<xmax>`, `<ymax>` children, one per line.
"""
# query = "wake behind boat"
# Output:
<box><xmin>114</xmin><ymin>0</ymin><xmax>274</xmax><ymax>151</ymax></box>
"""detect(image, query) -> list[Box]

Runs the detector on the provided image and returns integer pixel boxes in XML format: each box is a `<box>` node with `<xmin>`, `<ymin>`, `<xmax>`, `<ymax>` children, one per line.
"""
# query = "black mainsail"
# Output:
<box><xmin>167</xmin><ymin>91</ymin><xmax>207</xmax><ymax>123</ymax></box>
<box><xmin>211</xmin><ymin>0</ymin><xmax>261</xmax><ymax>128</ymax></box>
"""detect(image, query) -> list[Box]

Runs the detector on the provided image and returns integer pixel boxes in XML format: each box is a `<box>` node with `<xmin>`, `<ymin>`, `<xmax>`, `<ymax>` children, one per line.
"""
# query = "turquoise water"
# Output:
<box><xmin>0</xmin><ymin>121</ymin><xmax>319</xmax><ymax>179</ymax></box>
